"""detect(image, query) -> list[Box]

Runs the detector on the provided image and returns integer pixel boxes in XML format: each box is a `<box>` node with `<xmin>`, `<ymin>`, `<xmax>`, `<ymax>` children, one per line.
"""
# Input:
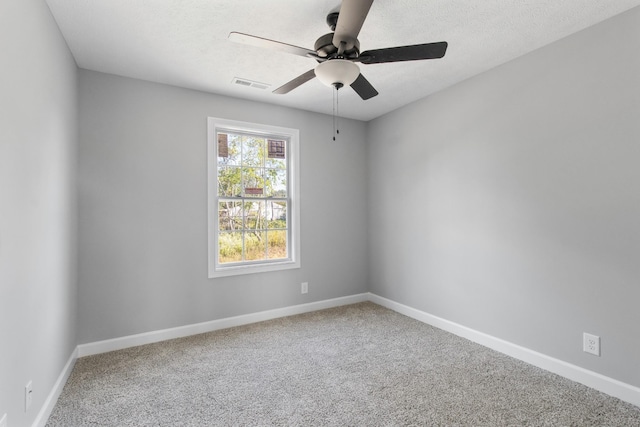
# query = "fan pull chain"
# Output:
<box><xmin>333</xmin><ymin>86</ymin><xmax>336</xmax><ymax>141</ymax></box>
<box><xmin>332</xmin><ymin>83</ymin><xmax>342</xmax><ymax>141</ymax></box>
<box><xmin>336</xmin><ymin>86</ymin><xmax>340</xmax><ymax>138</ymax></box>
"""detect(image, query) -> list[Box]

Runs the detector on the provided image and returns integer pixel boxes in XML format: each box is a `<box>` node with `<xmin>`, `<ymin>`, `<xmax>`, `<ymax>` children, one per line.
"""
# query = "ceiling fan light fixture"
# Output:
<box><xmin>315</xmin><ymin>59</ymin><xmax>360</xmax><ymax>88</ymax></box>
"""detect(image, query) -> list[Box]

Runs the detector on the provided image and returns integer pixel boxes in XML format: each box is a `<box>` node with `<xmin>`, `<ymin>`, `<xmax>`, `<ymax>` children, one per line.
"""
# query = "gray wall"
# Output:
<box><xmin>367</xmin><ymin>8</ymin><xmax>640</xmax><ymax>387</ymax></box>
<box><xmin>0</xmin><ymin>1</ymin><xmax>78</xmax><ymax>425</ymax></box>
<box><xmin>77</xmin><ymin>70</ymin><xmax>369</xmax><ymax>344</ymax></box>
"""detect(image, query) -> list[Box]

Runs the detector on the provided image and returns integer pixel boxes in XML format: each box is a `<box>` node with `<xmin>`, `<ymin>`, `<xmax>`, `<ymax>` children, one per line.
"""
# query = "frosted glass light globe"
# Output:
<box><xmin>315</xmin><ymin>59</ymin><xmax>360</xmax><ymax>87</ymax></box>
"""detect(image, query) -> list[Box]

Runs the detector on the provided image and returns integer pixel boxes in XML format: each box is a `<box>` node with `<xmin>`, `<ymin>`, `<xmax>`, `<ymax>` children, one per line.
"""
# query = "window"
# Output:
<box><xmin>208</xmin><ymin>117</ymin><xmax>300</xmax><ymax>277</ymax></box>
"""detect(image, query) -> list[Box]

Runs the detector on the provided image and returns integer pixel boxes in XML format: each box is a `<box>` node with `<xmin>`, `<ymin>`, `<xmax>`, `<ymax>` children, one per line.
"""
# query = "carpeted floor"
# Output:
<box><xmin>47</xmin><ymin>302</ymin><xmax>640</xmax><ymax>426</ymax></box>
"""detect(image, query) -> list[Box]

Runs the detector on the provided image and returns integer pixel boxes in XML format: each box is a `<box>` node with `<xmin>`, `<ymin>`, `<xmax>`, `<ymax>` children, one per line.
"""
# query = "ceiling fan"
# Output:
<box><xmin>228</xmin><ymin>0</ymin><xmax>448</xmax><ymax>100</ymax></box>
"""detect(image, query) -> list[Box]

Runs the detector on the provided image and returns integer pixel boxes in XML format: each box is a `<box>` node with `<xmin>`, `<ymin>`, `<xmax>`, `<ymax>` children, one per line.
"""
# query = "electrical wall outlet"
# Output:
<box><xmin>25</xmin><ymin>381</ymin><xmax>33</xmax><ymax>412</ymax></box>
<box><xmin>583</xmin><ymin>333</ymin><xmax>600</xmax><ymax>356</ymax></box>
<box><xmin>0</xmin><ymin>412</ymin><xmax>7</xmax><ymax>427</ymax></box>
<box><xmin>301</xmin><ymin>282</ymin><xmax>308</xmax><ymax>294</ymax></box>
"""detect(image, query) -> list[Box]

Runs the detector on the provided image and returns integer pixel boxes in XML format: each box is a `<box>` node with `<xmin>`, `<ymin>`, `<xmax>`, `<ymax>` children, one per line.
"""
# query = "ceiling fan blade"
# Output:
<box><xmin>350</xmin><ymin>73</ymin><xmax>378</xmax><ymax>100</ymax></box>
<box><xmin>229</xmin><ymin>32</ymin><xmax>316</xmax><ymax>58</ymax></box>
<box><xmin>332</xmin><ymin>0</ymin><xmax>373</xmax><ymax>51</ymax></box>
<box><xmin>273</xmin><ymin>69</ymin><xmax>317</xmax><ymax>94</ymax></box>
<box><xmin>358</xmin><ymin>41</ymin><xmax>448</xmax><ymax>64</ymax></box>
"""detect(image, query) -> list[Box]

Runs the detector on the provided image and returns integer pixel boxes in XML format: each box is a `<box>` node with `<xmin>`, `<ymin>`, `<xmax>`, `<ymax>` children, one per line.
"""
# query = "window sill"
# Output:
<box><xmin>209</xmin><ymin>259</ymin><xmax>300</xmax><ymax>278</ymax></box>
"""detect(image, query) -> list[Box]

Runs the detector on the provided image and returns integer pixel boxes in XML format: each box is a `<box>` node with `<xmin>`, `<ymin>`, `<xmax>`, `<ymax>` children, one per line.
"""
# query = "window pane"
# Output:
<box><xmin>267</xmin><ymin>230</ymin><xmax>287</xmax><ymax>260</ymax></box>
<box><xmin>218</xmin><ymin>133</ymin><xmax>241</xmax><ymax>166</ymax></box>
<box><xmin>266</xmin><ymin>201</ymin><xmax>287</xmax><ymax>229</ymax></box>
<box><xmin>218</xmin><ymin>231</ymin><xmax>243</xmax><ymax>264</ymax></box>
<box><xmin>265</xmin><ymin>169</ymin><xmax>287</xmax><ymax>198</ymax></box>
<box><xmin>218</xmin><ymin>201</ymin><xmax>243</xmax><ymax>231</ymax></box>
<box><xmin>245</xmin><ymin>231</ymin><xmax>267</xmax><ymax>261</ymax></box>
<box><xmin>244</xmin><ymin>201</ymin><xmax>265</xmax><ymax>230</ymax></box>
<box><xmin>266</xmin><ymin>139</ymin><xmax>286</xmax><ymax>168</ymax></box>
<box><xmin>242</xmin><ymin>136</ymin><xmax>265</xmax><ymax>167</ymax></box>
<box><xmin>217</xmin><ymin>166</ymin><xmax>242</xmax><ymax>197</ymax></box>
<box><xmin>242</xmin><ymin>167</ymin><xmax>264</xmax><ymax>197</ymax></box>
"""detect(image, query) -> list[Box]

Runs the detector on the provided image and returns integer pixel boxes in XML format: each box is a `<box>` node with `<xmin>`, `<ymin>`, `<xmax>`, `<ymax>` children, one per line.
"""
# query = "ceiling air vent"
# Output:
<box><xmin>232</xmin><ymin>77</ymin><xmax>271</xmax><ymax>90</ymax></box>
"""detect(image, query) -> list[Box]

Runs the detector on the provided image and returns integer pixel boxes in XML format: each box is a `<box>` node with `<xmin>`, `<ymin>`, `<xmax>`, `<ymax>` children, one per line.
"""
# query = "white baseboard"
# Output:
<box><xmin>33</xmin><ymin>347</ymin><xmax>77</xmax><ymax>427</ymax></box>
<box><xmin>77</xmin><ymin>293</ymin><xmax>369</xmax><ymax>357</ymax></box>
<box><xmin>368</xmin><ymin>292</ymin><xmax>640</xmax><ymax>408</ymax></box>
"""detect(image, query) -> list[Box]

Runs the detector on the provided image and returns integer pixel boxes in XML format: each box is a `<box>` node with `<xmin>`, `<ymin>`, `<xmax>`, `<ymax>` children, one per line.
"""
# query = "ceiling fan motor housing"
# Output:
<box><xmin>314</xmin><ymin>33</ymin><xmax>360</xmax><ymax>59</ymax></box>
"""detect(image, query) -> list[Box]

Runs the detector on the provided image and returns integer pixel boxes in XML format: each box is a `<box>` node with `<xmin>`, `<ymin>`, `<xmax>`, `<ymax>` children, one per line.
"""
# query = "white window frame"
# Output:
<box><xmin>207</xmin><ymin>117</ymin><xmax>300</xmax><ymax>278</ymax></box>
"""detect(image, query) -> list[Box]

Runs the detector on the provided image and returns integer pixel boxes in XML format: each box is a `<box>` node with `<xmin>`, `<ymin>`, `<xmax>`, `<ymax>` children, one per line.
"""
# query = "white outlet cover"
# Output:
<box><xmin>583</xmin><ymin>332</ymin><xmax>601</xmax><ymax>356</ymax></box>
<box><xmin>0</xmin><ymin>413</ymin><xmax>7</xmax><ymax>427</ymax></box>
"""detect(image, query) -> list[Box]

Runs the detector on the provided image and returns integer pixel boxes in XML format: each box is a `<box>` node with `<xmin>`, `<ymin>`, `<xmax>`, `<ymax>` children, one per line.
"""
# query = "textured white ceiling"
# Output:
<box><xmin>45</xmin><ymin>0</ymin><xmax>640</xmax><ymax>121</ymax></box>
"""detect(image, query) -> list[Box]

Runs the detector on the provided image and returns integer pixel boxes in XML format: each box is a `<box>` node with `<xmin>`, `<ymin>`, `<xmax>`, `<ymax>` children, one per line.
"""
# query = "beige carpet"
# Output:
<box><xmin>47</xmin><ymin>302</ymin><xmax>640</xmax><ymax>426</ymax></box>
